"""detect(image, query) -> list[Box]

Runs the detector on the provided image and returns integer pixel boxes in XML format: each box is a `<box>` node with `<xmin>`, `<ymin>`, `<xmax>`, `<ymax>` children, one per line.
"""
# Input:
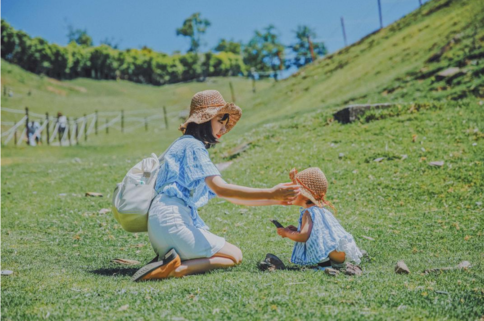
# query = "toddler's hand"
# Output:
<box><xmin>276</xmin><ymin>227</ymin><xmax>287</xmax><ymax>238</ymax></box>
<box><xmin>286</xmin><ymin>225</ymin><xmax>298</xmax><ymax>231</ymax></box>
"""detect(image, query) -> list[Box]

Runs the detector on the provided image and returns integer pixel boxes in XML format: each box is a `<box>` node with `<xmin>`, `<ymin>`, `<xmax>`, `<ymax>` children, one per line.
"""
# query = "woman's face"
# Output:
<box><xmin>211</xmin><ymin>114</ymin><xmax>229</xmax><ymax>139</ymax></box>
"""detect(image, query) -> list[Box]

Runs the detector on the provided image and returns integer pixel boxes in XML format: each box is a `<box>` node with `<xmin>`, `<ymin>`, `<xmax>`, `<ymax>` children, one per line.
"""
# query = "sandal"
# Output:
<box><xmin>131</xmin><ymin>248</ymin><xmax>180</xmax><ymax>282</ymax></box>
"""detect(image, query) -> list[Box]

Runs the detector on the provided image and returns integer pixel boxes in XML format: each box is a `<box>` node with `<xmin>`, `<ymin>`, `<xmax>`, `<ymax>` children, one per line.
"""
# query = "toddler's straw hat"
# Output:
<box><xmin>290</xmin><ymin>167</ymin><xmax>328</xmax><ymax>208</ymax></box>
<box><xmin>179</xmin><ymin>90</ymin><xmax>242</xmax><ymax>134</ymax></box>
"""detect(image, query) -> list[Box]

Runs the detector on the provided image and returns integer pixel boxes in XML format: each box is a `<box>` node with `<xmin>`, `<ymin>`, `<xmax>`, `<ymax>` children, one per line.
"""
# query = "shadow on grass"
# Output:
<box><xmin>89</xmin><ymin>267</ymin><xmax>139</xmax><ymax>277</ymax></box>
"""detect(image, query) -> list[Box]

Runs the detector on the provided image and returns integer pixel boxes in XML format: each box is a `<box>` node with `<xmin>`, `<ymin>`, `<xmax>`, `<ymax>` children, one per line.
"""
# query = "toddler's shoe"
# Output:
<box><xmin>131</xmin><ymin>248</ymin><xmax>181</xmax><ymax>282</ymax></box>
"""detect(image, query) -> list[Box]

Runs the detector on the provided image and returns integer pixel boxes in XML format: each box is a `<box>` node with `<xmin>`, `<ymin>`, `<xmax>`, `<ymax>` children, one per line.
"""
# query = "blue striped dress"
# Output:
<box><xmin>291</xmin><ymin>206</ymin><xmax>362</xmax><ymax>265</ymax></box>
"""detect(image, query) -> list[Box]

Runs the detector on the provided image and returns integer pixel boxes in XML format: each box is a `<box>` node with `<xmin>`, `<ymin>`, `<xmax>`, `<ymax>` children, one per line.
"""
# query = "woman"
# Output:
<box><xmin>132</xmin><ymin>90</ymin><xmax>299</xmax><ymax>281</ymax></box>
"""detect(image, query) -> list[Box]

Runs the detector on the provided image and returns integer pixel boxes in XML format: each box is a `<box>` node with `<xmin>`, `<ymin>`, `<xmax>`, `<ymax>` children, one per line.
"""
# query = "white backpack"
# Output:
<box><xmin>112</xmin><ymin>138</ymin><xmax>180</xmax><ymax>232</ymax></box>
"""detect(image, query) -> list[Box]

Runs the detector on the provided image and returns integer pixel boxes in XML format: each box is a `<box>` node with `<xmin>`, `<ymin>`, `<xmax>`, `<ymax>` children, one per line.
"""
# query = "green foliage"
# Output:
<box><xmin>1</xmin><ymin>19</ymin><xmax>246</xmax><ymax>85</ymax></box>
<box><xmin>214</xmin><ymin>39</ymin><xmax>242</xmax><ymax>54</ymax></box>
<box><xmin>290</xmin><ymin>25</ymin><xmax>327</xmax><ymax>68</ymax></box>
<box><xmin>67</xmin><ymin>25</ymin><xmax>93</xmax><ymax>47</ymax></box>
<box><xmin>176</xmin><ymin>12</ymin><xmax>211</xmax><ymax>53</ymax></box>
<box><xmin>243</xmin><ymin>25</ymin><xmax>285</xmax><ymax>78</ymax></box>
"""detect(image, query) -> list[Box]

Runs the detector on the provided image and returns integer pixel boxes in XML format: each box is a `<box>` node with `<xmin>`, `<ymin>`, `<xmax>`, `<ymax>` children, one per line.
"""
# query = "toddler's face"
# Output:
<box><xmin>291</xmin><ymin>193</ymin><xmax>309</xmax><ymax>207</ymax></box>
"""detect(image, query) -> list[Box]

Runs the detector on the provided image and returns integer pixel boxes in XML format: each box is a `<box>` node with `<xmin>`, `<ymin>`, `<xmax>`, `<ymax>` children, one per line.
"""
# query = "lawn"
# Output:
<box><xmin>2</xmin><ymin>0</ymin><xmax>484</xmax><ymax>320</ymax></box>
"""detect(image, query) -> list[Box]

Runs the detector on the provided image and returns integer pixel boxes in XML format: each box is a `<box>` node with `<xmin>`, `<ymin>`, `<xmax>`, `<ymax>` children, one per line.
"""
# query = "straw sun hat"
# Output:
<box><xmin>290</xmin><ymin>167</ymin><xmax>328</xmax><ymax>208</ymax></box>
<box><xmin>179</xmin><ymin>90</ymin><xmax>242</xmax><ymax>134</ymax></box>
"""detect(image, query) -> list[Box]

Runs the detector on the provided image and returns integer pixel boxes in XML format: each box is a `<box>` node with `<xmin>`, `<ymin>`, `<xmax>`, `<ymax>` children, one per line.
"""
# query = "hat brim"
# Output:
<box><xmin>298</xmin><ymin>184</ymin><xmax>324</xmax><ymax>208</ymax></box>
<box><xmin>179</xmin><ymin>102</ymin><xmax>242</xmax><ymax>134</ymax></box>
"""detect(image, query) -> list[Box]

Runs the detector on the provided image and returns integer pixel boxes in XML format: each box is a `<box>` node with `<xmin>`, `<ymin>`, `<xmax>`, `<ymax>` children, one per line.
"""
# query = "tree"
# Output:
<box><xmin>176</xmin><ymin>13</ymin><xmax>211</xmax><ymax>53</ymax></box>
<box><xmin>290</xmin><ymin>25</ymin><xmax>327</xmax><ymax>68</ymax></box>
<box><xmin>67</xmin><ymin>25</ymin><xmax>93</xmax><ymax>47</ymax></box>
<box><xmin>100</xmin><ymin>37</ymin><xmax>121</xmax><ymax>49</ymax></box>
<box><xmin>243</xmin><ymin>25</ymin><xmax>285</xmax><ymax>79</ymax></box>
<box><xmin>214</xmin><ymin>39</ymin><xmax>241</xmax><ymax>54</ymax></box>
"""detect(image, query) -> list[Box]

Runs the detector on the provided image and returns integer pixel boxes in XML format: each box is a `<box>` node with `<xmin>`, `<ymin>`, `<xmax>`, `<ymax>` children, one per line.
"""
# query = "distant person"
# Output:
<box><xmin>33</xmin><ymin>120</ymin><xmax>41</xmax><ymax>145</ymax></box>
<box><xmin>131</xmin><ymin>90</ymin><xmax>300</xmax><ymax>281</ymax></box>
<box><xmin>57</xmin><ymin>112</ymin><xmax>67</xmax><ymax>139</ymax></box>
<box><xmin>275</xmin><ymin>168</ymin><xmax>363</xmax><ymax>269</ymax></box>
<box><xmin>8</xmin><ymin>90</ymin><xmax>13</xmax><ymax>97</ymax></box>
<box><xmin>27</xmin><ymin>121</ymin><xmax>36</xmax><ymax>146</ymax></box>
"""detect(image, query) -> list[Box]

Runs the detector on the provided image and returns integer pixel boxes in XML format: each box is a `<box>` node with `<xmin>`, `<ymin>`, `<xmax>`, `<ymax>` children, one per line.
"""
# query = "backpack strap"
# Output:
<box><xmin>157</xmin><ymin>136</ymin><xmax>184</xmax><ymax>161</ymax></box>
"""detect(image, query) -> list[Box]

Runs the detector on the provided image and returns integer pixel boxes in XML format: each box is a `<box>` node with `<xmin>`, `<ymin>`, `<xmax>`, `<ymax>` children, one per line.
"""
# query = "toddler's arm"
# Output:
<box><xmin>277</xmin><ymin>210</ymin><xmax>312</xmax><ymax>242</ymax></box>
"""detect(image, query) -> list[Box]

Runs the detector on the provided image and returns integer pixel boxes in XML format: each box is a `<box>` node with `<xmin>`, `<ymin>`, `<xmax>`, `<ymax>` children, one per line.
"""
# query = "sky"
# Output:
<box><xmin>2</xmin><ymin>0</ymin><xmax>427</xmax><ymax>57</ymax></box>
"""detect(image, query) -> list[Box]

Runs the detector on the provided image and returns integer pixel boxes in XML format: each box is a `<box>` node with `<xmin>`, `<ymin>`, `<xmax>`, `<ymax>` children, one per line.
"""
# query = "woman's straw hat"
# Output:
<box><xmin>290</xmin><ymin>167</ymin><xmax>328</xmax><ymax>208</ymax></box>
<box><xmin>179</xmin><ymin>90</ymin><xmax>242</xmax><ymax>134</ymax></box>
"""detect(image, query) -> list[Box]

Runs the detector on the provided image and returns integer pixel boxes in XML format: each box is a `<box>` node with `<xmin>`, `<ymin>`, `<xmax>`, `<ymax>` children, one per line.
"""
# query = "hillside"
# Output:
<box><xmin>1</xmin><ymin>0</ymin><xmax>484</xmax><ymax>320</ymax></box>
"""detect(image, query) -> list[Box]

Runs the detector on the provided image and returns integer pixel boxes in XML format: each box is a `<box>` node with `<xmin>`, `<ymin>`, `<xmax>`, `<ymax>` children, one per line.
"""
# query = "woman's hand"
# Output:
<box><xmin>270</xmin><ymin>182</ymin><xmax>300</xmax><ymax>203</ymax></box>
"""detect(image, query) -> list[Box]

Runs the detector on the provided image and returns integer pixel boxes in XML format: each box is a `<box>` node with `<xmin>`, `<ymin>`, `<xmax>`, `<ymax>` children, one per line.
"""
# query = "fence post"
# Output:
<box><xmin>84</xmin><ymin>114</ymin><xmax>87</xmax><ymax>141</ymax></box>
<box><xmin>67</xmin><ymin>117</ymin><xmax>72</xmax><ymax>146</ymax></box>
<box><xmin>121</xmin><ymin>110</ymin><xmax>124</xmax><ymax>133</ymax></box>
<box><xmin>3</xmin><ymin>86</ymin><xmax>6</xmax><ymax>96</ymax></box>
<box><xmin>75</xmin><ymin>118</ymin><xmax>79</xmax><ymax>145</ymax></box>
<box><xmin>145</xmin><ymin>117</ymin><xmax>148</xmax><ymax>131</ymax></box>
<box><xmin>252</xmin><ymin>77</ymin><xmax>256</xmax><ymax>93</ymax></box>
<box><xmin>25</xmin><ymin>107</ymin><xmax>29</xmax><ymax>145</ymax></box>
<box><xmin>14</xmin><ymin>126</ymin><xmax>17</xmax><ymax>145</ymax></box>
<box><xmin>163</xmin><ymin>106</ymin><xmax>168</xmax><ymax>129</ymax></box>
<box><xmin>229</xmin><ymin>81</ymin><xmax>236</xmax><ymax>102</ymax></box>
<box><xmin>106</xmin><ymin>118</ymin><xmax>109</xmax><ymax>134</ymax></box>
<box><xmin>95</xmin><ymin>110</ymin><xmax>98</xmax><ymax>135</ymax></box>
<box><xmin>46</xmin><ymin>113</ymin><xmax>50</xmax><ymax>145</ymax></box>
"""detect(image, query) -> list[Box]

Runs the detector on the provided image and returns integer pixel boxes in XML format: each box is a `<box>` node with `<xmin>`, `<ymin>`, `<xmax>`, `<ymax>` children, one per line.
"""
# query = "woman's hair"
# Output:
<box><xmin>184</xmin><ymin>113</ymin><xmax>229</xmax><ymax>149</ymax></box>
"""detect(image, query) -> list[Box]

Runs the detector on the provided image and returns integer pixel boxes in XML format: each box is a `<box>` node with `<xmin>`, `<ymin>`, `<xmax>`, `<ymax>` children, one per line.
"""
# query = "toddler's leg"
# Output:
<box><xmin>329</xmin><ymin>250</ymin><xmax>346</xmax><ymax>264</ymax></box>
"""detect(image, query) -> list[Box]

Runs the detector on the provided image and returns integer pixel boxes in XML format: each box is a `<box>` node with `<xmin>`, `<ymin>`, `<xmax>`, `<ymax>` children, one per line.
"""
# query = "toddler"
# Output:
<box><xmin>276</xmin><ymin>168</ymin><xmax>362</xmax><ymax>268</ymax></box>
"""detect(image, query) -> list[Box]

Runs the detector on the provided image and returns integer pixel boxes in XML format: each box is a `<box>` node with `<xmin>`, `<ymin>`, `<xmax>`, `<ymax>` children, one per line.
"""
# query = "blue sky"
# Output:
<box><xmin>2</xmin><ymin>0</ymin><xmax>426</xmax><ymax>55</ymax></box>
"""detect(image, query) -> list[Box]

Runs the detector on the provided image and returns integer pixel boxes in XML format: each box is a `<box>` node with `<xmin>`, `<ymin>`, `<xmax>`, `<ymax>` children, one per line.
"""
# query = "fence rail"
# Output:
<box><xmin>1</xmin><ymin>106</ymin><xmax>172</xmax><ymax>147</ymax></box>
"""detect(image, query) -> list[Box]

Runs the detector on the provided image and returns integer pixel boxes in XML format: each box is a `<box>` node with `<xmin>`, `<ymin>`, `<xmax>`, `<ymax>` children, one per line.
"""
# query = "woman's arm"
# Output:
<box><xmin>223</xmin><ymin>198</ymin><xmax>288</xmax><ymax>206</ymax></box>
<box><xmin>277</xmin><ymin>211</ymin><xmax>313</xmax><ymax>242</ymax></box>
<box><xmin>205</xmin><ymin>175</ymin><xmax>299</xmax><ymax>204</ymax></box>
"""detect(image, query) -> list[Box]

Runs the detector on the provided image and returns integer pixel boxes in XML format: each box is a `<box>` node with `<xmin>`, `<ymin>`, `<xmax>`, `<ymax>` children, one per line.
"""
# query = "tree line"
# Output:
<box><xmin>1</xmin><ymin>14</ymin><xmax>327</xmax><ymax>85</ymax></box>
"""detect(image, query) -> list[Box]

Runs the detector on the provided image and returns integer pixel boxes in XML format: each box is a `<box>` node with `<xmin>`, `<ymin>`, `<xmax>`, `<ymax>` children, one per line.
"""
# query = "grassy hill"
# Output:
<box><xmin>2</xmin><ymin>0</ymin><xmax>483</xmax><ymax>320</ymax></box>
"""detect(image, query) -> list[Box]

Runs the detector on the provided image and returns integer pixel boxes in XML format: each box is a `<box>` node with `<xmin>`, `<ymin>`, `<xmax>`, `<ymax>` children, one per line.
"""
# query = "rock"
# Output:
<box><xmin>224</xmin><ymin>143</ymin><xmax>250</xmax><ymax>159</ymax></box>
<box><xmin>58</xmin><ymin>193</ymin><xmax>67</xmax><ymax>197</ymax></box>
<box><xmin>401</xmin><ymin>154</ymin><xmax>408</xmax><ymax>160</ymax></box>
<box><xmin>1</xmin><ymin>270</ymin><xmax>13</xmax><ymax>276</ymax></box>
<box><xmin>423</xmin><ymin>261</ymin><xmax>471</xmax><ymax>275</ymax></box>
<box><xmin>435</xmin><ymin>67</ymin><xmax>465</xmax><ymax>81</ymax></box>
<box><xmin>72</xmin><ymin>157</ymin><xmax>82</xmax><ymax>163</ymax></box>
<box><xmin>324</xmin><ymin>268</ymin><xmax>340</xmax><ymax>276</ymax></box>
<box><xmin>361</xmin><ymin>235</ymin><xmax>375</xmax><ymax>241</ymax></box>
<box><xmin>429</xmin><ymin>161</ymin><xmax>444</xmax><ymax>167</ymax></box>
<box><xmin>360</xmin><ymin>250</ymin><xmax>369</xmax><ymax>257</ymax></box>
<box><xmin>395</xmin><ymin>260</ymin><xmax>410</xmax><ymax>274</ymax></box>
<box><xmin>339</xmin><ymin>153</ymin><xmax>345</xmax><ymax>159</ymax></box>
<box><xmin>344</xmin><ymin>263</ymin><xmax>363</xmax><ymax>276</ymax></box>
<box><xmin>456</xmin><ymin>261</ymin><xmax>471</xmax><ymax>269</ymax></box>
<box><xmin>333</xmin><ymin>103</ymin><xmax>396</xmax><ymax>124</ymax></box>
<box><xmin>111</xmin><ymin>258</ymin><xmax>141</xmax><ymax>265</ymax></box>
<box><xmin>99</xmin><ymin>208</ymin><xmax>111</xmax><ymax>214</ymax></box>
<box><xmin>216</xmin><ymin>161</ymin><xmax>233</xmax><ymax>172</ymax></box>
<box><xmin>374</xmin><ymin>157</ymin><xmax>385</xmax><ymax>162</ymax></box>
<box><xmin>85</xmin><ymin>192</ymin><xmax>103</xmax><ymax>197</ymax></box>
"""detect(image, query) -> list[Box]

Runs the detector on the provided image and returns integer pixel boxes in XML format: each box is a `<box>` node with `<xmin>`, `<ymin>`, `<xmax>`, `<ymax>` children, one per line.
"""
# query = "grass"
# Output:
<box><xmin>2</xmin><ymin>0</ymin><xmax>484</xmax><ymax>319</ymax></box>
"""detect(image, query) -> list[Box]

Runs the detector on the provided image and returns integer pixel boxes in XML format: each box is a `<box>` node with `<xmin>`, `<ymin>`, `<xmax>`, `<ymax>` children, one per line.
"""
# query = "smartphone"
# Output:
<box><xmin>270</xmin><ymin>219</ymin><xmax>284</xmax><ymax>228</ymax></box>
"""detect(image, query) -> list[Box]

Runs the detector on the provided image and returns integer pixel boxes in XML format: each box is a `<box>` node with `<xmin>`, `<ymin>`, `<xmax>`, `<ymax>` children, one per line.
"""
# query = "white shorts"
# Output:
<box><xmin>148</xmin><ymin>194</ymin><xmax>226</xmax><ymax>260</ymax></box>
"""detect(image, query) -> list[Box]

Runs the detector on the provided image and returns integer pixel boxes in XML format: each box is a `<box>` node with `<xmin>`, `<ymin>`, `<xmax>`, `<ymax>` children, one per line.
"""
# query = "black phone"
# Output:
<box><xmin>270</xmin><ymin>219</ymin><xmax>284</xmax><ymax>228</ymax></box>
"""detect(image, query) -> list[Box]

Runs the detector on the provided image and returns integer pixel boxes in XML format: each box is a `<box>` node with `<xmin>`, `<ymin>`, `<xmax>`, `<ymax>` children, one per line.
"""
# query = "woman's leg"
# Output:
<box><xmin>170</xmin><ymin>242</ymin><xmax>242</xmax><ymax>277</ymax></box>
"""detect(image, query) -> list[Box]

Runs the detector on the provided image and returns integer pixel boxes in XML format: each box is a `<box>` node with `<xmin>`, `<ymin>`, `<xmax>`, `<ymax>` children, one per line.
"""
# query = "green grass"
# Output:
<box><xmin>2</xmin><ymin>0</ymin><xmax>484</xmax><ymax>319</ymax></box>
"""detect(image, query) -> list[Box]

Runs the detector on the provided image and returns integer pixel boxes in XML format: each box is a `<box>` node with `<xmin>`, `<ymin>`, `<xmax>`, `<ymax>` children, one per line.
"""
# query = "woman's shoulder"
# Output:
<box><xmin>172</xmin><ymin>135</ymin><xmax>205</xmax><ymax>150</ymax></box>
